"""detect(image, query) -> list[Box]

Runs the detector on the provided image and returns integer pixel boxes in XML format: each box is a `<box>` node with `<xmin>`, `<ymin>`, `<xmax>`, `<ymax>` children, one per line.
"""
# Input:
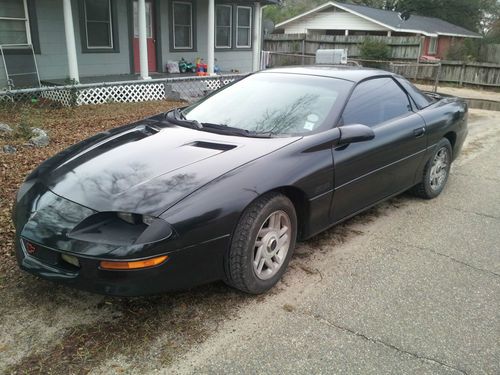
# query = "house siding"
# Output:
<box><xmin>437</xmin><ymin>36</ymin><xmax>452</xmax><ymax>58</ymax></box>
<box><xmin>159</xmin><ymin>0</ymin><xmax>254</xmax><ymax>73</ymax></box>
<box><xmin>283</xmin><ymin>8</ymin><xmax>389</xmax><ymax>34</ymax></box>
<box><xmin>422</xmin><ymin>35</ymin><xmax>455</xmax><ymax>58</ymax></box>
<box><xmin>37</xmin><ymin>0</ymin><xmax>132</xmax><ymax>80</ymax></box>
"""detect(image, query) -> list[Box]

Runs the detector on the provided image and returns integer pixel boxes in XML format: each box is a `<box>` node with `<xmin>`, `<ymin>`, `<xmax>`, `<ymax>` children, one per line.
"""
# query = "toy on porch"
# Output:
<box><xmin>195</xmin><ymin>57</ymin><xmax>208</xmax><ymax>76</ymax></box>
<box><xmin>194</xmin><ymin>58</ymin><xmax>221</xmax><ymax>75</ymax></box>
<box><xmin>178</xmin><ymin>58</ymin><xmax>197</xmax><ymax>73</ymax></box>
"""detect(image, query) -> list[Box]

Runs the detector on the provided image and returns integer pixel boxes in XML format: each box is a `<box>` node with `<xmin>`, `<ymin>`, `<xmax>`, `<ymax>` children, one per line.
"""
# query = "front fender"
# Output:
<box><xmin>160</xmin><ymin>137</ymin><xmax>335</xmax><ymax>250</ymax></box>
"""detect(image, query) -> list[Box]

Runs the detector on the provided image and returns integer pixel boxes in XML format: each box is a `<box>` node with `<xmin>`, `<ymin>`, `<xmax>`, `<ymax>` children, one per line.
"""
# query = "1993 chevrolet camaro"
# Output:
<box><xmin>13</xmin><ymin>66</ymin><xmax>468</xmax><ymax>296</ymax></box>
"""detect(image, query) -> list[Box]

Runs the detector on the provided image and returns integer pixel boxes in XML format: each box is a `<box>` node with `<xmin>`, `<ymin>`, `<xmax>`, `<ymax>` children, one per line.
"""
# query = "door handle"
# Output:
<box><xmin>413</xmin><ymin>127</ymin><xmax>425</xmax><ymax>138</ymax></box>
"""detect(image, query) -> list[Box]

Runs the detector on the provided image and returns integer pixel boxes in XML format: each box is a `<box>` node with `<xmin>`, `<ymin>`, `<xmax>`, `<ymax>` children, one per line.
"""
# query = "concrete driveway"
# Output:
<box><xmin>1</xmin><ymin>109</ymin><xmax>498</xmax><ymax>375</ymax></box>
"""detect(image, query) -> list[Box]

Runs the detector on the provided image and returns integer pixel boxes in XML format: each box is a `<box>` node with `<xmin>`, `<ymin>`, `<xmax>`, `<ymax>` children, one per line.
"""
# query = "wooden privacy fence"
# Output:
<box><xmin>391</xmin><ymin>61</ymin><xmax>500</xmax><ymax>87</ymax></box>
<box><xmin>479</xmin><ymin>44</ymin><xmax>500</xmax><ymax>65</ymax></box>
<box><xmin>263</xmin><ymin>34</ymin><xmax>500</xmax><ymax>87</ymax></box>
<box><xmin>264</xmin><ymin>34</ymin><xmax>422</xmax><ymax>62</ymax></box>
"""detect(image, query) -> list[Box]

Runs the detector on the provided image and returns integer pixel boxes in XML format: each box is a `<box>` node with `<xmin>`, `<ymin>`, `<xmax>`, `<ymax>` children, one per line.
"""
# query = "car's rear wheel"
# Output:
<box><xmin>225</xmin><ymin>193</ymin><xmax>297</xmax><ymax>294</ymax></box>
<box><xmin>411</xmin><ymin>138</ymin><xmax>452</xmax><ymax>199</ymax></box>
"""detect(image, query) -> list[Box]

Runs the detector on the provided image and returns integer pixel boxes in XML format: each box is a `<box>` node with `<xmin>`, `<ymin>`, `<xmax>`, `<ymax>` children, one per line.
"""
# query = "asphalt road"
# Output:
<box><xmin>164</xmin><ymin>109</ymin><xmax>500</xmax><ymax>375</ymax></box>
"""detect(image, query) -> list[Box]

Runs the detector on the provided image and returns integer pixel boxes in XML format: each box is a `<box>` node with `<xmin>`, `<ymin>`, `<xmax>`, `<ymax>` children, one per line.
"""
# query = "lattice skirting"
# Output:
<box><xmin>0</xmin><ymin>75</ymin><xmax>242</xmax><ymax>107</ymax></box>
<box><xmin>41</xmin><ymin>89</ymin><xmax>75</xmax><ymax>106</ymax></box>
<box><xmin>77</xmin><ymin>83</ymin><xmax>166</xmax><ymax>105</ymax></box>
<box><xmin>40</xmin><ymin>83</ymin><xmax>166</xmax><ymax>106</ymax></box>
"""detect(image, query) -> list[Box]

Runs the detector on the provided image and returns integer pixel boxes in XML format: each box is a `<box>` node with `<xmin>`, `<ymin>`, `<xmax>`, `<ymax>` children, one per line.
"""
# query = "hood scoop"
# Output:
<box><xmin>189</xmin><ymin>141</ymin><xmax>237</xmax><ymax>152</ymax></box>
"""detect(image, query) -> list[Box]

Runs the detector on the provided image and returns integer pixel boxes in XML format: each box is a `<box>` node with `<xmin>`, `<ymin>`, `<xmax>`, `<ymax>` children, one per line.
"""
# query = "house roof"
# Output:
<box><xmin>275</xmin><ymin>1</ymin><xmax>482</xmax><ymax>38</ymax></box>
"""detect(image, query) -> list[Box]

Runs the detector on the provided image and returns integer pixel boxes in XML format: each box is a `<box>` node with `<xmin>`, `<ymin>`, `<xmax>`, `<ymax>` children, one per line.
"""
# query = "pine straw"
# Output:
<box><xmin>0</xmin><ymin>100</ymin><xmax>183</xmax><ymax>281</ymax></box>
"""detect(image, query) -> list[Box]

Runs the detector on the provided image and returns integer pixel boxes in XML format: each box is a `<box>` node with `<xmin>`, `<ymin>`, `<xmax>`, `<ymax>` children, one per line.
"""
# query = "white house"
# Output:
<box><xmin>275</xmin><ymin>2</ymin><xmax>482</xmax><ymax>59</ymax></box>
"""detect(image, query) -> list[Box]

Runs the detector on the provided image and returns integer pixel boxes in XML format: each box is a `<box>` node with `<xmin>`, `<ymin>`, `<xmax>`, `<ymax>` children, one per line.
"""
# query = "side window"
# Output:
<box><xmin>341</xmin><ymin>78</ymin><xmax>412</xmax><ymax>127</ymax></box>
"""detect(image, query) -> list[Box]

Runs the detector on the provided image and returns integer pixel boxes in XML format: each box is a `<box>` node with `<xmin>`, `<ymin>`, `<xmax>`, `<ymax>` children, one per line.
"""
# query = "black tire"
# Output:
<box><xmin>411</xmin><ymin>138</ymin><xmax>452</xmax><ymax>199</ymax></box>
<box><xmin>225</xmin><ymin>193</ymin><xmax>297</xmax><ymax>294</ymax></box>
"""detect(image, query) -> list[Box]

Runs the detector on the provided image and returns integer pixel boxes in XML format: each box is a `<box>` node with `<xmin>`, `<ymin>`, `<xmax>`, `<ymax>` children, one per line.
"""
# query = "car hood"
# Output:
<box><xmin>35</xmin><ymin>121</ymin><xmax>300</xmax><ymax>216</ymax></box>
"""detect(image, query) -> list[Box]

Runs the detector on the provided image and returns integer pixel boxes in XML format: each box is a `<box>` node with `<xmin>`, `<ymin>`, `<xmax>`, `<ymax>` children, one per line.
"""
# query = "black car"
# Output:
<box><xmin>13</xmin><ymin>66</ymin><xmax>468</xmax><ymax>296</ymax></box>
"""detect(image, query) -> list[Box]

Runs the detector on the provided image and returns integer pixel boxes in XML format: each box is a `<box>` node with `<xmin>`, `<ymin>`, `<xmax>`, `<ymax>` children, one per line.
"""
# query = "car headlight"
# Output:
<box><xmin>69</xmin><ymin>212</ymin><xmax>174</xmax><ymax>246</ymax></box>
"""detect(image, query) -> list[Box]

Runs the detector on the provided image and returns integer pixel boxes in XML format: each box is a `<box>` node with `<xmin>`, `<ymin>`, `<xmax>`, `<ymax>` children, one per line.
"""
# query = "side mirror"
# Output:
<box><xmin>338</xmin><ymin>124</ymin><xmax>375</xmax><ymax>146</ymax></box>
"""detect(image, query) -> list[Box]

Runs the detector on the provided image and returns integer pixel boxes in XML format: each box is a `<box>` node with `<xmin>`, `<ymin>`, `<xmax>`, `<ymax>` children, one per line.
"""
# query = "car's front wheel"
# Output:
<box><xmin>412</xmin><ymin>138</ymin><xmax>452</xmax><ymax>199</ymax></box>
<box><xmin>225</xmin><ymin>193</ymin><xmax>297</xmax><ymax>294</ymax></box>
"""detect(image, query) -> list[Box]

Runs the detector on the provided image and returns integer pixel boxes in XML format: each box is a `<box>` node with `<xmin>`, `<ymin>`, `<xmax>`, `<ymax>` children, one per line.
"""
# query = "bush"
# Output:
<box><xmin>445</xmin><ymin>39</ymin><xmax>481</xmax><ymax>62</ymax></box>
<box><xmin>359</xmin><ymin>38</ymin><xmax>391</xmax><ymax>68</ymax></box>
<box><xmin>13</xmin><ymin>108</ymin><xmax>35</xmax><ymax>140</ymax></box>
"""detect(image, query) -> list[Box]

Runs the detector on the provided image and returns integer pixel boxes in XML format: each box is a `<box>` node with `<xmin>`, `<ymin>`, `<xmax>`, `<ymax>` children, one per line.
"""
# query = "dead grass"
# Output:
<box><xmin>3</xmin><ymin>282</ymin><xmax>249</xmax><ymax>374</ymax></box>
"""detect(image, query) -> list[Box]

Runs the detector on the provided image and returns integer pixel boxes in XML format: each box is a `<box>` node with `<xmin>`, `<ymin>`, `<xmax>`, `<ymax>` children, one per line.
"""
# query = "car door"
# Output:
<box><xmin>331</xmin><ymin>76</ymin><xmax>427</xmax><ymax>222</ymax></box>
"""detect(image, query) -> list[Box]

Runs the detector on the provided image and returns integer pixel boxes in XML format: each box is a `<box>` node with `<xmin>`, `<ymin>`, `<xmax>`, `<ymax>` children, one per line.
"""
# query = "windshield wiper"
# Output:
<box><xmin>164</xmin><ymin>109</ymin><xmax>203</xmax><ymax>129</ymax></box>
<box><xmin>164</xmin><ymin>109</ymin><xmax>272</xmax><ymax>138</ymax></box>
<box><xmin>199</xmin><ymin>122</ymin><xmax>270</xmax><ymax>138</ymax></box>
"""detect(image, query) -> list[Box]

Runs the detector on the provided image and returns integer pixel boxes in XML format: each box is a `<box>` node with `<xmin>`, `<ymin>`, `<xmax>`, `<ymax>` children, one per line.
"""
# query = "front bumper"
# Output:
<box><xmin>16</xmin><ymin>235</ymin><xmax>229</xmax><ymax>296</ymax></box>
<box><xmin>14</xmin><ymin>182</ymin><xmax>229</xmax><ymax>296</ymax></box>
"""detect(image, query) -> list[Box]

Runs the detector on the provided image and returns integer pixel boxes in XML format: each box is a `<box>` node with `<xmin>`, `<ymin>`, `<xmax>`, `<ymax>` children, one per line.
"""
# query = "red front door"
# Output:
<box><xmin>133</xmin><ymin>0</ymin><xmax>157</xmax><ymax>73</ymax></box>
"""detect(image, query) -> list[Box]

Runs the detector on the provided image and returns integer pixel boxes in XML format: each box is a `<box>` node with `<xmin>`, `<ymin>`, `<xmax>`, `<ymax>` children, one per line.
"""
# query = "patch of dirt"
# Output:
<box><xmin>460</xmin><ymin>139</ymin><xmax>485</xmax><ymax>157</ymax></box>
<box><xmin>456</xmin><ymin>109</ymin><xmax>500</xmax><ymax>166</ymax></box>
<box><xmin>2</xmin><ymin>277</ymin><xmax>251</xmax><ymax>374</ymax></box>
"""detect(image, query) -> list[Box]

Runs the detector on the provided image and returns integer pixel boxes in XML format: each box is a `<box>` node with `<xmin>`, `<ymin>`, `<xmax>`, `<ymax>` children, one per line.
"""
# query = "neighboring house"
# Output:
<box><xmin>0</xmin><ymin>0</ymin><xmax>276</xmax><ymax>89</ymax></box>
<box><xmin>275</xmin><ymin>2</ymin><xmax>482</xmax><ymax>59</ymax></box>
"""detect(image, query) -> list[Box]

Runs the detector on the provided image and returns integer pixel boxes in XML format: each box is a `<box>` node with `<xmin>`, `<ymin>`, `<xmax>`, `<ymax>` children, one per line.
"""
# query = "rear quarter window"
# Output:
<box><xmin>394</xmin><ymin>76</ymin><xmax>434</xmax><ymax>109</ymax></box>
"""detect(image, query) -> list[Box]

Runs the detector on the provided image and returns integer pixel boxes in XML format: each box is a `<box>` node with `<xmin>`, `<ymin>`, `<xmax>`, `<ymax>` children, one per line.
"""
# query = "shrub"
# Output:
<box><xmin>359</xmin><ymin>38</ymin><xmax>391</xmax><ymax>68</ymax></box>
<box><xmin>445</xmin><ymin>39</ymin><xmax>481</xmax><ymax>62</ymax></box>
<box><xmin>13</xmin><ymin>108</ymin><xmax>35</xmax><ymax>140</ymax></box>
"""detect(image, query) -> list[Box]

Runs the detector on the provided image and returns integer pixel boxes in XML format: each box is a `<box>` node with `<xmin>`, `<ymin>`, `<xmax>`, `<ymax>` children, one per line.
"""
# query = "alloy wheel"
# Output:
<box><xmin>429</xmin><ymin>147</ymin><xmax>449</xmax><ymax>191</ymax></box>
<box><xmin>253</xmin><ymin>210</ymin><xmax>292</xmax><ymax>280</ymax></box>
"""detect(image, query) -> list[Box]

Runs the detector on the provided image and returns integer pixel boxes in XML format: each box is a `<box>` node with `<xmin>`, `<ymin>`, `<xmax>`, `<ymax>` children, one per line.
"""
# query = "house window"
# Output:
<box><xmin>216</xmin><ymin>5</ymin><xmax>232</xmax><ymax>48</ymax></box>
<box><xmin>172</xmin><ymin>1</ymin><xmax>193</xmax><ymax>49</ymax></box>
<box><xmin>428</xmin><ymin>37</ymin><xmax>438</xmax><ymax>55</ymax></box>
<box><xmin>236</xmin><ymin>6</ymin><xmax>252</xmax><ymax>48</ymax></box>
<box><xmin>0</xmin><ymin>0</ymin><xmax>30</xmax><ymax>45</ymax></box>
<box><xmin>83</xmin><ymin>0</ymin><xmax>113</xmax><ymax>49</ymax></box>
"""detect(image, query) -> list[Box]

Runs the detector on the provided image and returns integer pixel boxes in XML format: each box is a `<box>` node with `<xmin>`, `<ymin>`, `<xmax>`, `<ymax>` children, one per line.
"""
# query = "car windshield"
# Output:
<box><xmin>182</xmin><ymin>72</ymin><xmax>353</xmax><ymax>136</ymax></box>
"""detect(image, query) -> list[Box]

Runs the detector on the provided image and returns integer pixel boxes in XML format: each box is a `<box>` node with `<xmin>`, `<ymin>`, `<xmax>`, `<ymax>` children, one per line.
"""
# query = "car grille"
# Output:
<box><xmin>21</xmin><ymin>238</ymin><xmax>80</xmax><ymax>271</ymax></box>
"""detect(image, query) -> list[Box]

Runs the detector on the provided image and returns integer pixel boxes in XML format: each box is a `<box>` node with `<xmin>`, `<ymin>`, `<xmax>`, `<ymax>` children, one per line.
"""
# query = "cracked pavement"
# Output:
<box><xmin>163</xmin><ymin>109</ymin><xmax>500</xmax><ymax>374</ymax></box>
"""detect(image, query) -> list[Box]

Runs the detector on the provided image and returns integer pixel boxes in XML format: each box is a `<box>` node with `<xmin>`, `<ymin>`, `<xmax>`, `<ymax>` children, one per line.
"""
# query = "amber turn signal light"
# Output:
<box><xmin>100</xmin><ymin>255</ymin><xmax>168</xmax><ymax>270</ymax></box>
